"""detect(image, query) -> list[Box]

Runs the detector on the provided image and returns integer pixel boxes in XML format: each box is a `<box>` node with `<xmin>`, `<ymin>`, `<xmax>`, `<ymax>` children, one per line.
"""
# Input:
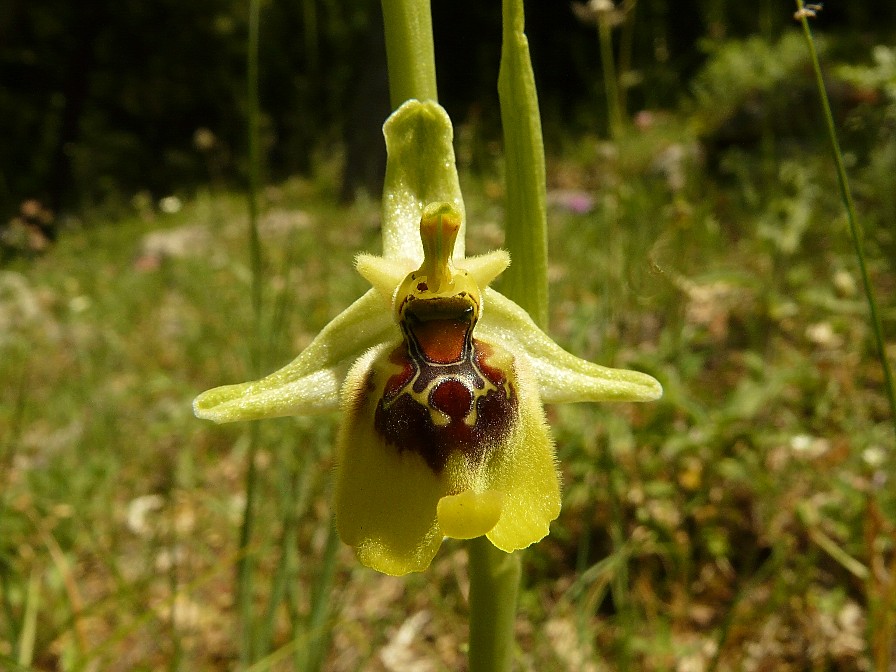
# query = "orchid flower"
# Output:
<box><xmin>193</xmin><ymin>100</ymin><xmax>661</xmax><ymax>576</ymax></box>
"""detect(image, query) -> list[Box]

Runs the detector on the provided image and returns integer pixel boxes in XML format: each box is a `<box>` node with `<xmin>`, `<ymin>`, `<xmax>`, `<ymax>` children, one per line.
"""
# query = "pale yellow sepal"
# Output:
<box><xmin>437</xmin><ymin>490</ymin><xmax>505</xmax><ymax>539</ymax></box>
<box><xmin>382</xmin><ymin>100</ymin><xmax>466</xmax><ymax>263</ymax></box>
<box><xmin>193</xmin><ymin>289</ymin><xmax>395</xmax><ymax>423</ymax></box>
<box><xmin>479</xmin><ymin>288</ymin><xmax>663</xmax><ymax>404</ymax></box>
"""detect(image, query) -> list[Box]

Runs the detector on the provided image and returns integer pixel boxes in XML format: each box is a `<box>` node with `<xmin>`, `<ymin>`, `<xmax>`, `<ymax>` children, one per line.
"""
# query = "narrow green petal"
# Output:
<box><xmin>193</xmin><ymin>289</ymin><xmax>395</xmax><ymax>423</ymax></box>
<box><xmin>335</xmin><ymin>344</ymin><xmax>446</xmax><ymax>575</ymax></box>
<box><xmin>382</xmin><ymin>100</ymin><xmax>466</xmax><ymax>262</ymax></box>
<box><xmin>498</xmin><ymin>0</ymin><xmax>549</xmax><ymax>328</ymax></box>
<box><xmin>194</xmin><ymin>368</ymin><xmax>343</xmax><ymax>424</ymax></box>
<box><xmin>479</xmin><ymin>289</ymin><xmax>663</xmax><ymax>403</ymax></box>
<box><xmin>355</xmin><ymin>253</ymin><xmax>409</xmax><ymax>307</ymax></box>
<box><xmin>456</xmin><ymin>250</ymin><xmax>511</xmax><ymax>290</ymax></box>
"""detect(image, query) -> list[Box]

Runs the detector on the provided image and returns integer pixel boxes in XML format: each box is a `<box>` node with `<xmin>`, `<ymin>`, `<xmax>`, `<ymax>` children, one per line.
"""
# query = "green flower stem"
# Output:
<box><xmin>381</xmin><ymin>0</ymin><xmax>438</xmax><ymax>109</ymax></box>
<box><xmin>246</xmin><ymin>0</ymin><xmax>263</xmax><ymax>373</ymax></box>
<box><xmin>238</xmin><ymin>0</ymin><xmax>263</xmax><ymax>666</ymax></box>
<box><xmin>794</xmin><ymin>1</ymin><xmax>896</xmax><ymax>437</ymax></box>
<box><xmin>466</xmin><ymin>1</ymin><xmax>550</xmax><ymax>670</ymax></box>
<box><xmin>468</xmin><ymin>536</ymin><xmax>522</xmax><ymax>672</ymax></box>
<box><xmin>598</xmin><ymin>14</ymin><xmax>623</xmax><ymax>140</ymax></box>
<box><xmin>617</xmin><ymin>1</ymin><xmax>637</xmax><ymax>118</ymax></box>
<box><xmin>498</xmin><ymin>0</ymin><xmax>549</xmax><ymax>330</ymax></box>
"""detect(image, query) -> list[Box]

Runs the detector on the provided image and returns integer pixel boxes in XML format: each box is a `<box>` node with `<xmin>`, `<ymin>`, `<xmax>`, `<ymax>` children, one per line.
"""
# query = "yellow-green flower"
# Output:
<box><xmin>193</xmin><ymin>100</ymin><xmax>661</xmax><ymax>576</ymax></box>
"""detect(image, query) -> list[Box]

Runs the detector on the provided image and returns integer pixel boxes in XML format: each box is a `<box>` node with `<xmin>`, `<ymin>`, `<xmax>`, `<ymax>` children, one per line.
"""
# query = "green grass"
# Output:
<box><xmin>2</xmin><ymin>70</ymin><xmax>896</xmax><ymax>669</ymax></box>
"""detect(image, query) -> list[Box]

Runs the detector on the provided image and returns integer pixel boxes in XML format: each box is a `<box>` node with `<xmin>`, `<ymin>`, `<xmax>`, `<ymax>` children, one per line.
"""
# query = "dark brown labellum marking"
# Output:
<box><xmin>372</xmin><ymin>313</ymin><xmax>518</xmax><ymax>472</ymax></box>
<box><xmin>429</xmin><ymin>379</ymin><xmax>473</xmax><ymax>421</ymax></box>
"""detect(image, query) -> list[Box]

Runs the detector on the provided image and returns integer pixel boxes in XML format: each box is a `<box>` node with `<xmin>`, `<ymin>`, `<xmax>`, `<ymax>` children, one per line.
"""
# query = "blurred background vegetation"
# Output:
<box><xmin>2</xmin><ymin>1</ymin><xmax>896</xmax><ymax>670</ymax></box>
<box><xmin>3</xmin><ymin>0</ymin><xmax>896</xmax><ymax>217</ymax></box>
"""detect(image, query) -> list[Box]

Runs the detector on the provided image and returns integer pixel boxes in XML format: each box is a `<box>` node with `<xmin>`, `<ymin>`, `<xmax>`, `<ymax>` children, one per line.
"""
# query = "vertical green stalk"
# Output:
<box><xmin>380</xmin><ymin>0</ymin><xmax>438</xmax><ymax>109</ymax></box>
<box><xmin>238</xmin><ymin>0</ymin><xmax>264</xmax><ymax>666</ymax></box>
<box><xmin>467</xmin><ymin>537</ymin><xmax>522</xmax><ymax>672</ymax></box>
<box><xmin>300</xmin><ymin>522</ymin><xmax>340</xmax><ymax>672</ymax></box>
<box><xmin>617</xmin><ymin>0</ymin><xmax>638</xmax><ymax>117</ymax></box>
<box><xmin>598</xmin><ymin>13</ymin><xmax>623</xmax><ymax>140</ymax></box>
<box><xmin>796</xmin><ymin>7</ymin><xmax>896</xmax><ymax>668</ymax></box>
<box><xmin>794</xmin><ymin>1</ymin><xmax>896</xmax><ymax>436</ymax></box>
<box><xmin>465</xmin><ymin>1</ymin><xmax>552</xmax><ymax>670</ymax></box>
<box><xmin>246</xmin><ymin>3</ymin><xmax>263</xmax><ymax>349</ymax></box>
<box><xmin>498</xmin><ymin>0</ymin><xmax>549</xmax><ymax>330</ymax></box>
<box><xmin>599</xmin><ymin>446</ymin><xmax>632</xmax><ymax>671</ymax></box>
<box><xmin>17</xmin><ymin>567</ymin><xmax>39</xmax><ymax>669</ymax></box>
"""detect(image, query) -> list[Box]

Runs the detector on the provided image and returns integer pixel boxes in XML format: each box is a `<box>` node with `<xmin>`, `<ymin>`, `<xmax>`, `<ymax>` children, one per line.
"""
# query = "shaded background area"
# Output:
<box><xmin>3</xmin><ymin>0</ymin><xmax>896</xmax><ymax>219</ymax></box>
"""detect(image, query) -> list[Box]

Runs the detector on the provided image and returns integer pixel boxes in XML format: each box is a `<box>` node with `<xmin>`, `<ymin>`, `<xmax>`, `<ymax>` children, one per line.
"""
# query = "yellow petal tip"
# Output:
<box><xmin>437</xmin><ymin>489</ymin><xmax>505</xmax><ymax>540</ymax></box>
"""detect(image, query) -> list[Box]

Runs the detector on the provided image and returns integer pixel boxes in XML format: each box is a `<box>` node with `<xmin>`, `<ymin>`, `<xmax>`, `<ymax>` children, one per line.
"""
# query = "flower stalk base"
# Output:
<box><xmin>468</xmin><ymin>537</ymin><xmax>521</xmax><ymax>672</ymax></box>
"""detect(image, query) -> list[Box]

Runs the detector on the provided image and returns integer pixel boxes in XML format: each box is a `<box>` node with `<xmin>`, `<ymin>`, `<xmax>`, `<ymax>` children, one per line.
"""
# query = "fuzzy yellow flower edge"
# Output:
<box><xmin>193</xmin><ymin>100</ymin><xmax>662</xmax><ymax>576</ymax></box>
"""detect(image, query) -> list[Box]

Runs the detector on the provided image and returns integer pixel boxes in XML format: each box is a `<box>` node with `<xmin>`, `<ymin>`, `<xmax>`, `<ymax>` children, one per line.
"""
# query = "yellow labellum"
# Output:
<box><xmin>193</xmin><ymin>101</ymin><xmax>662</xmax><ymax>575</ymax></box>
<box><xmin>333</xmin><ymin>203</ymin><xmax>561</xmax><ymax>575</ymax></box>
